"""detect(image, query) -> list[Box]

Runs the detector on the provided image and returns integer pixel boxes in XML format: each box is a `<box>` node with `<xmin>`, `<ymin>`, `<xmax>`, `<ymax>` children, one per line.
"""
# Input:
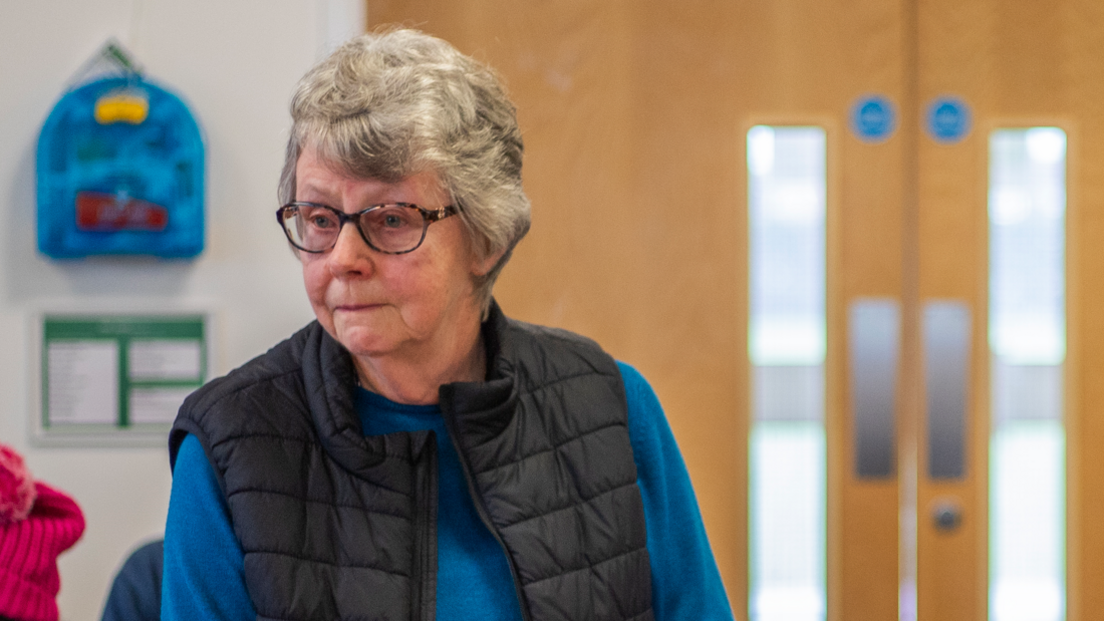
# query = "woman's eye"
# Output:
<box><xmin>307</xmin><ymin>213</ymin><xmax>335</xmax><ymax>228</ymax></box>
<box><xmin>368</xmin><ymin>208</ymin><xmax>415</xmax><ymax>231</ymax></box>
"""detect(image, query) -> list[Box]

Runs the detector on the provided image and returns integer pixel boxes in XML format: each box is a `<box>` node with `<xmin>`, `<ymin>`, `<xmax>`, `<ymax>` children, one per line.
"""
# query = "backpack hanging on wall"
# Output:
<box><xmin>36</xmin><ymin>42</ymin><xmax>205</xmax><ymax>258</ymax></box>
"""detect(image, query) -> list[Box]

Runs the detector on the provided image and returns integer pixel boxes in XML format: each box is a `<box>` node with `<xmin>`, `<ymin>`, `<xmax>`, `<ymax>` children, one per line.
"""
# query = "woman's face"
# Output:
<box><xmin>296</xmin><ymin>147</ymin><xmax>490</xmax><ymax>365</ymax></box>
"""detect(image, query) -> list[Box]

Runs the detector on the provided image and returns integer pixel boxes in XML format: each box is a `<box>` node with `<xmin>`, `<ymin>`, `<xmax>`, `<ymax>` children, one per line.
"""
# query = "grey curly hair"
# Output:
<box><xmin>279</xmin><ymin>28</ymin><xmax>530</xmax><ymax>311</ymax></box>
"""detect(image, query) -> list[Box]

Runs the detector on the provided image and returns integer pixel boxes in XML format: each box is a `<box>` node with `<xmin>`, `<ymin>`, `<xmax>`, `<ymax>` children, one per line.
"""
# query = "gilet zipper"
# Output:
<box><xmin>441</xmin><ymin>414</ymin><xmax>533</xmax><ymax>621</ymax></box>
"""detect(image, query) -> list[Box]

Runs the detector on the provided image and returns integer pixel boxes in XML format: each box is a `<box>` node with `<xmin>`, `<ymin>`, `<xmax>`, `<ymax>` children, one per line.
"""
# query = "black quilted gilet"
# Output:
<box><xmin>170</xmin><ymin>302</ymin><xmax>654</xmax><ymax>621</ymax></box>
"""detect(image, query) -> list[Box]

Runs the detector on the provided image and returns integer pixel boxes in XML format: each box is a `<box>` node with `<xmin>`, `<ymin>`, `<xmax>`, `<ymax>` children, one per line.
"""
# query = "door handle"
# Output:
<box><xmin>923</xmin><ymin>301</ymin><xmax>971</xmax><ymax>480</ymax></box>
<box><xmin>849</xmin><ymin>298</ymin><xmax>900</xmax><ymax>479</ymax></box>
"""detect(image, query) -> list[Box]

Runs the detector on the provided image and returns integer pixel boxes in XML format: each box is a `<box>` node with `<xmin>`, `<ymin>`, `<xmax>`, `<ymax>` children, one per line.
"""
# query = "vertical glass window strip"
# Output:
<box><xmin>748</xmin><ymin>126</ymin><xmax>827</xmax><ymax>621</ymax></box>
<box><xmin>988</xmin><ymin>128</ymin><xmax>1066</xmax><ymax>621</ymax></box>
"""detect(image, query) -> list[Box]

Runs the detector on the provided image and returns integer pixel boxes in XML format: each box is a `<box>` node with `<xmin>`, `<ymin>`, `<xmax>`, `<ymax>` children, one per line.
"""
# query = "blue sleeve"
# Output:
<box><xmin>162</xmin><ymin>434</ymin><xmax>256</xmax><ymax>621</ymax></box>
<box><xmin>619</xmin><ymin>362</ymin><xmax>736</xmax><ymax>621</ymax></box>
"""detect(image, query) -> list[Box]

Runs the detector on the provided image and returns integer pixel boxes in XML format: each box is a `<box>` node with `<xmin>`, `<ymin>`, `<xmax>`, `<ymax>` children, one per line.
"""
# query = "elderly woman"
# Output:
<box><xmin>162</xmin><ymin>29</ymin><xmax>732</xmax><ymax>621</ymax></box>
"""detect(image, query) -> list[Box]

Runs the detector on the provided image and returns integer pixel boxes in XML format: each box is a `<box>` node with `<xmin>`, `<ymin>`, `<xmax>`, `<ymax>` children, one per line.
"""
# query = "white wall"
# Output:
<box><xmin>0</xmin><ymin>1</ymin><xmax>362</xmax><ymax>618</ymax></box>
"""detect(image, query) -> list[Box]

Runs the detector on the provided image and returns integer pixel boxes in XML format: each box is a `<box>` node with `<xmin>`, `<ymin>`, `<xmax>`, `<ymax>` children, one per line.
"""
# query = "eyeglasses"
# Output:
<box><xmin>276</xmin><ymin>202</ymin><xmax>459</xmax><ymax>255</ymax></box>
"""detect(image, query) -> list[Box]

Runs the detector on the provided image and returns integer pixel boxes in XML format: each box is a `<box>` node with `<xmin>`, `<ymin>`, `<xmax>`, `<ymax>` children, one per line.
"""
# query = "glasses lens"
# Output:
<box><xmin>283</xmin><ymin>205</ymin><xmax>340</xmax><ymax>251</ymax></box>
<box><xmin>360</xmin><ymin>205</ymin><xmax>426</xmax><ymax>253</ymax></box>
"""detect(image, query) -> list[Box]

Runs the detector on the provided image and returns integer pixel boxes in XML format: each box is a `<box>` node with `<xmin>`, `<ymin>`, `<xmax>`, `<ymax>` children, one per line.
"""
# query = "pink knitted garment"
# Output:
<box><xmin>0</xmin><ymin>444</ymin><xmax>36</xmax><ymax>524</ymax></box>
<box><xmin>0</xmin><ymin>446</ymin><xmax>85</xmax><ymax>621</ymax></box>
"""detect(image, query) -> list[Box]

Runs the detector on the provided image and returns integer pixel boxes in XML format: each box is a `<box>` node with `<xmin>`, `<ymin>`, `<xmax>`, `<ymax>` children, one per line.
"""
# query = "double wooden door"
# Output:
<box><xmin>735</xmin><ymin>1</ymin><xmax>1104</xmax><ymax>619</ymax></box>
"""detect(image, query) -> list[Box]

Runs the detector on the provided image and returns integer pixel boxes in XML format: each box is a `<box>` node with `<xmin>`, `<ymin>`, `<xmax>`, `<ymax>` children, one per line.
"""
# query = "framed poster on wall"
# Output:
<box><xmin>31</xmin><ymin>311</ymin><xmax>212</xmax><ymax>447</ymax></box>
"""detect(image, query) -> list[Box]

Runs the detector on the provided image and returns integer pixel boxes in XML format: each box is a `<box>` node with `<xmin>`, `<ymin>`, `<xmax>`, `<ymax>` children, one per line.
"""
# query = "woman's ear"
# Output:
<box><xmin>472</xmin><ymin>246</ymin><xmax>507</xmax><ymax>278</ymax></box>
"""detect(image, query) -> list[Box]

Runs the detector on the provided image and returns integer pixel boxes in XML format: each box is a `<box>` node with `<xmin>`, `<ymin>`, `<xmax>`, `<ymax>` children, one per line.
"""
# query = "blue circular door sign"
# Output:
<box><xmin>926</xmin><ymin>96</ymin><xmax>971</xmax><ymax>143</ymax></box>
<box><xmin>851</xmin><ymin>95</ymin><xmax>896</xmax><ymax>142</ymax></box>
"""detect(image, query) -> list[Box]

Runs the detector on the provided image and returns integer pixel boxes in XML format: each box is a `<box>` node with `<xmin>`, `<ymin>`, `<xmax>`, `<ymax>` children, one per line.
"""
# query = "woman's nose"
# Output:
<box><xmin>327</xmin><ymin>220</ymin><xmax>373</xmax><ymax>276</ymax></box>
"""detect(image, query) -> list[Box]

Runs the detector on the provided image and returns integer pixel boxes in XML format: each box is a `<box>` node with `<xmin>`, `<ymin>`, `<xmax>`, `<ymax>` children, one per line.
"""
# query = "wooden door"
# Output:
<box><xmin>916</xmin><ymin>2</ymin><xmax>1104</xmax><ymax>621</ymax></box>
<box><xmin>366</xmin><ymin>0</ymin><xmax>753</xmax><ymax>608</ymax></box>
